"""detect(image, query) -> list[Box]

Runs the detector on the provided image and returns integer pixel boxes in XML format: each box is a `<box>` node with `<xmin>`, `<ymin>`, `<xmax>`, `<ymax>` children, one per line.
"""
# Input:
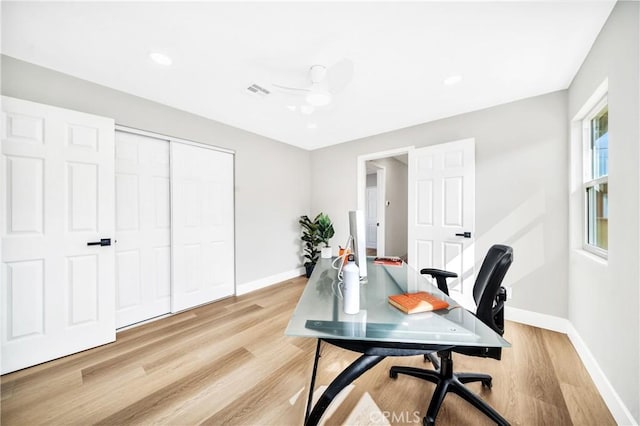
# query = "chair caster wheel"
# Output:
<box><xmin>482</xmin><ymin>379</ymin><xmax>492</xmax><ymax>388</ymax></box>
<box><xmin>389</xmin><ymin>369</ymin><xmax>398</xmax><ymax>379</ymax></box>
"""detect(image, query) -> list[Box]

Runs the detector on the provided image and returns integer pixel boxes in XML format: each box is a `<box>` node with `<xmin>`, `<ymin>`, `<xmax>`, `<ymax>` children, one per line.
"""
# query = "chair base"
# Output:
<box><xmin>390</xmin><ymin>351</ymin><xmax>509</xmax><ymax>426</ymax></box>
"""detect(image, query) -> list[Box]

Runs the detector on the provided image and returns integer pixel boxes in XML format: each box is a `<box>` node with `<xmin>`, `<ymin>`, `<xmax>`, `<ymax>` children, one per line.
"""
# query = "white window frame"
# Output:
<box><xmin>582</xmin><ymin>94</ymin><xmax>608</xmax><ymax>258</ymax></box>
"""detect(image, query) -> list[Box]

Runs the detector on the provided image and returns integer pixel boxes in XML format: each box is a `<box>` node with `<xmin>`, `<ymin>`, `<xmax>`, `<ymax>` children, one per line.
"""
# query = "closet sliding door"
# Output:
<box><xmin>114</xmin><ymin>131</ymin><xmax>171</xmax><ymax>328</ymax></box>
<box><xmin>170</xmin><ymin>141</ymin><xmax>234</xmax><ymax>312</ymax></box>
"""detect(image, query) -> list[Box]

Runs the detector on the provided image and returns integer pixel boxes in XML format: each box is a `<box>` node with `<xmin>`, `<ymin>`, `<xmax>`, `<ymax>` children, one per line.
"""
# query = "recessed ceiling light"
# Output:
<box><xmin>444</xmin><ymin>75</ymin><xmax>462</xmax><ymax>86</ymax></box>
<box><xmin>286</xmin><ymin>105</ymin><xmax>297</xmax><ymax>111</ymax></box>
<box><xmin>149</xmin><ymin>52</ymin><xmax>173</xmax><ymax>66</ymax></box>
<box><xmin>307</xmin><ymin>123</ymin><xmax>317</xmax><ymax>129</ymax></box>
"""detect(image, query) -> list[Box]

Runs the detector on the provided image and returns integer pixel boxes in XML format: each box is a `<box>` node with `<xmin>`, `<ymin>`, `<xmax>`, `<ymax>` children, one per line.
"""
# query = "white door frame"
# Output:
<box><xmin>115</xmin><ymin>125</ymin><xmax>234</xmax><ymax>155</ymax></box>
<box><xmin>357</xmin><ymin>146</ymin><xmax>414</xmax><ymax>257</ymax></box>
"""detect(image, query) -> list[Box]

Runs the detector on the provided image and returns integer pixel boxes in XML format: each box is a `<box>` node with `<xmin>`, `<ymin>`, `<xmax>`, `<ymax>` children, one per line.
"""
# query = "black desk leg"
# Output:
<box><xmin>305</xmin><ymin>340</ymin><xmax>322</xmax><ymax>423</ymax></box>
<box><xmin>305</xmin><ymin>354</ymin><xmax>385</xmax><ymax>426</ymax></box>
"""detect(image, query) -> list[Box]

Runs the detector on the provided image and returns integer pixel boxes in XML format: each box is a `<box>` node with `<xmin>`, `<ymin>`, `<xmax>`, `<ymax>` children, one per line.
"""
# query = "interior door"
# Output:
<box><xmin>365</xmin><ymin>186</ymin><xmax>378</xmax><ymax>249</ymax></box>
<box><xmin>408</xmin><ymin>138</ymin><xmax>475</xmax><ymax>308</ymax></box>
<box><xmin>170</xmin><ymin>141</ymin><xmax>234</xmax><ymax>312</ymax></box>
<box><xmin>115</xmin><ymin>131</ymin><xmax>171</xmax><ymax>328</ymax></box>
<box><xmin>1</xmin><ymin>96</ymin><xmax>115</xmax><ymax>374</ymax></box>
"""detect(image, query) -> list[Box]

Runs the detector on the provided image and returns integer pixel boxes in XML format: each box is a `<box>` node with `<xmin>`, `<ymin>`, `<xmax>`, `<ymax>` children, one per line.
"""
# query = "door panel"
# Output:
<box><xmin>114</xmin><ymin>131</ymin><xmax>171</xmax><ymax>328</ymax></box>
<box><xmin>1</xmin><ymin>96</ymin><xmax>115</xmax><ymax>374</ymax></box>
<box><xmin>115</xmin><ymin>174</ymin><xmax>139</xmax><ymax>230</ymax></box>
<box><xmin>443</xmin><ymin>177</ymin><xmax>463</xmax><ymax>226</ymax></box>
<box><xmin>171</xmin><ymin>142</ymin><xmax>234</xmax><ymax>312</ymax></box>
<box><xmin>116</xmin><ymin>249</ymin><xmax>141</xmax><ymax>309</ymax></box>
<box><xmin>408</xmin><ymin>139</ymin><xmax>475</xmax><ymax>309</ymax></box>
<box><xmin>153</xmin><ymin>177</ymin><xmax>171</xmax><ymax>228</ymax></box>
<box><xmin>68</xmin><ymin>162</ymin><xmax>98</xmax><ymax>231</ymax></box>
<box><xmin>417</xmin><ymin>179</ymin><xmax>434</xmax><ymax>225</ymax></box>
<box><xmin>67</xmin><ymin>254</ymin><xmax>99</xmax><ymax>324</ymax></box>
<box><xmin>6</xmin><ymin>260</ymin><xmax>44</xmax><ymax>339</ymax></box>
<box><xmin>154</xmin><ymin>247</ymin><xmax>171</xmax><ymax>298</ymax></box>
<box><xmin>7</xmin><ymin>156</ymin><xmax>44</xmax><ymax>233</ymax></box>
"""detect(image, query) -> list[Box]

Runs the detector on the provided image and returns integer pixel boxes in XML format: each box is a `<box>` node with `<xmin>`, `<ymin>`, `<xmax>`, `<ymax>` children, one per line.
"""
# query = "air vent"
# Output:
<box><xmin>246</xmin><ymin>83</ymin><xmax>271</xmax><ymax>98</ymax></box>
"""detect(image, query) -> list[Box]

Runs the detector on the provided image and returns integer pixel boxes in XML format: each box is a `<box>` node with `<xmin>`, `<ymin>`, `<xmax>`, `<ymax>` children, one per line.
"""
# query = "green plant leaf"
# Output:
<box><xmin>315</xmin><ymin>213</ymin><xmax>335</xmax><ymax>247</ymax></box>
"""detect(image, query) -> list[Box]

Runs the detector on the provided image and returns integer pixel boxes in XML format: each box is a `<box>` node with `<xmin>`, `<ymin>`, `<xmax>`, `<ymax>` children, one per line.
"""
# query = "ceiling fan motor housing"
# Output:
<box><xmin>309</xmin><ymin>65</ymin><xmax>328</xmax><ymax>83</ymax></box>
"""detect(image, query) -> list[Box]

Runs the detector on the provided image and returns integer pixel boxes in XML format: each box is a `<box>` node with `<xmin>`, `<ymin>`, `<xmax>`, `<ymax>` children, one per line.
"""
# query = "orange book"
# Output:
<box><xmin>373</xmin><ymin>256</ymin><xmax>403</xmax><ymax>266</ymax></box>
<box><xmin>388</xmin><ymin>291</ymin><xmax>449</xmax><ymax>314</ymax></box>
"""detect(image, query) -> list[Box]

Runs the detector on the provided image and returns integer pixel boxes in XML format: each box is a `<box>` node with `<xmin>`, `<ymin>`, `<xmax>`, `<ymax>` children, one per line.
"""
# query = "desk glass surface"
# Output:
<box><xmin>285</xmin><ymin>258</ymin><xmax>510</xmax><ymax>348</ymax></box>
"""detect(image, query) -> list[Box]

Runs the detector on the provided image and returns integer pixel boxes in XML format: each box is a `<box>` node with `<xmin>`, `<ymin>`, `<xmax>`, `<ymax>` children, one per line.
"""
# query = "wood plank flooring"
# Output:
<box><xmin>1</xmin><ymin>276</ymin><xmax>615</xmax><ymax>425</ymax></box>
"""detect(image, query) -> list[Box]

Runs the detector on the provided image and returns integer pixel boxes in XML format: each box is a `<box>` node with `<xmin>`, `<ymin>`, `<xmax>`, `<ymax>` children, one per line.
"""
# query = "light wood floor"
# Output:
<box><xmin>1</xmin><ymin>277</ymin><xmax>615</xmax><ymax>425</ymax></box>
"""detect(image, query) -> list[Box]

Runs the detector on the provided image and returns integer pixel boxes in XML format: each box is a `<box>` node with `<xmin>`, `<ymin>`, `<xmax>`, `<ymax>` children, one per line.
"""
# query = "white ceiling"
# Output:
<box><xmin>2</xmin><ymin>1</ymin><xmax>615</xmax><ymax>150</ymax></box>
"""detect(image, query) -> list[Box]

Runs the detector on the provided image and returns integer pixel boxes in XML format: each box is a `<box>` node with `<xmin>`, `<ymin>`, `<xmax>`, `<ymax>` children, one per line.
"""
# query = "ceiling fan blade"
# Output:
<box><xmin>328</xmin><ymin>58</ymin><xmax>354</xmax><ymax>94</ymax></box>
<box><xmin>272</xmin><ymin>83</ymin><xmax>311</xmax><ymax>94</ymax></box>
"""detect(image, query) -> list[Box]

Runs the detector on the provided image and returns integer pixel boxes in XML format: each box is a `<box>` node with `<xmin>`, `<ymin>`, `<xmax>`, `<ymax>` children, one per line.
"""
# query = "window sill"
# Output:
<box><xmin>573</xmin><ymin>248</ymin><xmax>608</xmax><ymax>266</ymax></box>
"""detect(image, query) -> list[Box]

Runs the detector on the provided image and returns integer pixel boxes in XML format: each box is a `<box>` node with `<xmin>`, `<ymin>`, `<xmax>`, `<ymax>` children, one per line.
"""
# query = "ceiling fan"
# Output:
<box><xmin>271</xmin><ymin>59</ymin><xmax>354</xmax><ymax>108</ymax></box>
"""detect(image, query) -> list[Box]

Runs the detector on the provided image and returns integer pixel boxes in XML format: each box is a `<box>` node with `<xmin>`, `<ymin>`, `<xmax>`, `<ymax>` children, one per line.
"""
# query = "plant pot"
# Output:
<box><xmin>305</xmin><ymin>264</ymin><xmax>315</xmax><ymax>278</ymax></box>
<box><xmin>321</xmin><ymin>247</ymin><xmax>332</xmax><ymax>259</ymax></box>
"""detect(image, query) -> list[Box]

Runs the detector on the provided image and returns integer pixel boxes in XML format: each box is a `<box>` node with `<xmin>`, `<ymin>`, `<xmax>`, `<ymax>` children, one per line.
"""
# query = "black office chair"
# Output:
<box><xmin>390</xmin><ymin>244</ymin><xmax>513</xmax><ymax>426</ymax></box>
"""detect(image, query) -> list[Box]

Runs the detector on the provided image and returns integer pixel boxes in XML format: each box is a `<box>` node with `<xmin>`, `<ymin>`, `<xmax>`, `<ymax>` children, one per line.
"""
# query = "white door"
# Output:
<box><xmin>408</xmin><ymin>138</ymin><xmax>475</xmax><ymax>308</ymax></box>
<box><xmin>1</xmin><ymin>96</ymin><xmax>115</xmax><ymax>374</ymax></box>
<box><xmin>365</xmin><ymin>187</ymin><xmax>378</xmax><ymax>249</ymax></box>
<box><xmin>170</xmin><ymin>141</ymin><xmax>234</xmax><ymax>312</ymax></box>
<box><xmin>115</xmin><ymin>131</ymin><xmax>171</xmax><ymax>328</ymax></box>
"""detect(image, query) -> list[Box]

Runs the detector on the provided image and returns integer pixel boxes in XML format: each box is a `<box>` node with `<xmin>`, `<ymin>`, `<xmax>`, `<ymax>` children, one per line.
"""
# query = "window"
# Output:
<box><xmin>583</xmin><ymin>96</ymin><xmax>608</xmax><ymax>256</ymax></box>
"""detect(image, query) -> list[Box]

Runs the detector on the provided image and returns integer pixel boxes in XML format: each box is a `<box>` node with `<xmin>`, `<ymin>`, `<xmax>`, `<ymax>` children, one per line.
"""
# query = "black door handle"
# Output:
<box><xmin>87</xmin><ymin>238</ymin><xmax>111</xmax><ymax>246</ymax></box>
<box><xmin>455</xmin><ymin>232</ymin><xmax>472</xmax><ymax>238</ymax></box>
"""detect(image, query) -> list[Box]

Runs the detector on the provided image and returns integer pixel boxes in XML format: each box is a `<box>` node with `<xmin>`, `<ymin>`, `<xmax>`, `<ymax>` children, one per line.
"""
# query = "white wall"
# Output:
<box><xmin>311</xmin><ymin>91</ymin><xmax>569</xmax><ymax>318</ymax></box>
<box><xmin>567</xmin><ymin>2</ymin><xmax>639</xmax><ymax>421</ymax></box>
<box><xmin>0</xmin><ymin>55</ymin><xmax>311</xmax><ymax>288</ymax></box>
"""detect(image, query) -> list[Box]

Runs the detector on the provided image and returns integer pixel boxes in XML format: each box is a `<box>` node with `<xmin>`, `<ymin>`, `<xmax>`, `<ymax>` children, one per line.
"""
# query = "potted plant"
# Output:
<box><xmin>316</xmin><ymin>213</ymin><xmax>335</xmax><ymax>259</ymax></box>
<box><xmin>299</xmin><ymin>214</ymin><xmax>321</xmax><ymax>278</ymax></box>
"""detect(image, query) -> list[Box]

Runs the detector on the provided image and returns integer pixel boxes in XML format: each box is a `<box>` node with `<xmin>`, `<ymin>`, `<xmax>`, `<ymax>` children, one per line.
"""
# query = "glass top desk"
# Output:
<box><xmin>285</xmin><ymin>257</ymin><xmax>510</xmax><ymax>425</ymax></box>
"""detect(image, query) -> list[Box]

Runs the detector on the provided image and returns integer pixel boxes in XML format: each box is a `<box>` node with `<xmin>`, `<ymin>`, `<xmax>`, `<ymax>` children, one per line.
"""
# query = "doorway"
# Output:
<box><xmin>365</xmin><ymin>165</ymin><xmax>384</xmax><ymax>256</ymax></box>
<box><xmin>358</xmin><ymin>147</ymin><xmax>410</xmax><ymax>261</ymax></box>
<box><xmin>358</xmin><ymin>140</ymin><xmax>476</xmax><ymax>308</ymax></box>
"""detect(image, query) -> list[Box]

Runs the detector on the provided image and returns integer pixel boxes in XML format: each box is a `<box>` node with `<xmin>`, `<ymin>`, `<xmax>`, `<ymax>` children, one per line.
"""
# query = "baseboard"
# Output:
<box><xmin>505</xmin><ymin>306</ymin><xmax>637</xmax><ymax>425</ymax></box>
<box><xmin>505</xmin><ymin>306</ymin><xmax>571</xmax><ymax>333</ymax></box>
<box><xmin>236</xmin><ymin>267</ymin><xmax>305</xmax><ymax>296</ymax></box>
<box><xmin>565</xmin><ymin>323</ymin><xmax>638</xmax><ymax>425</ymax></box>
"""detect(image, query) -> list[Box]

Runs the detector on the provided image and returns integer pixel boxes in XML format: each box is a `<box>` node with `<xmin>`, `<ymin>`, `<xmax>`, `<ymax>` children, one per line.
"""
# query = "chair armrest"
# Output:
<box><xmin>420</xmin><ymin>269</ymin><xmax>457</xmax><ymax>296</ymax></box>
<box><xmin>419</xmin><ymin>268</ymin><xmax>458</xmax><ymax>279</ymax></box>
<box><xmin>490</xmin><ymin>287</ymin><xmax>507</xmax><ymax>335</ymax></box>
<box><xmin>493</xmin><ymin>287</ymin><xmax>507</xmax><ymax>313</ymax></box>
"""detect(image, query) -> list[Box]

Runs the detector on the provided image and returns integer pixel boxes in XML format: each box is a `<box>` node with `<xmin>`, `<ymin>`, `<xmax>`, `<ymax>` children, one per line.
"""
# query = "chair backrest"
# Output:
<box><xmin>473</xmin><ymin>245</ymin><xmax>513</xmax><ymax>335</ymax></box>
